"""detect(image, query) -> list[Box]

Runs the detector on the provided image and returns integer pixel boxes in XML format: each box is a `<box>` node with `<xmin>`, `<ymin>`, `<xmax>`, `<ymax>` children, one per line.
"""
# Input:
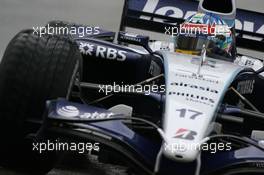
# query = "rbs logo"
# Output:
<box><xmin>96</xmin><ymin>46</ymin><xmax>127</xmax><ymax>61</ymax></box>
<box><xmin>79</xmin><ymin>42</ymin><xmax>127</xmax><ymax>61</ymax></box>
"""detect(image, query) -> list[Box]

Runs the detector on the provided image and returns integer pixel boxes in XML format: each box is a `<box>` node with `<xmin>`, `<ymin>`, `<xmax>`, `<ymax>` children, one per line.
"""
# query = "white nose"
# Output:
<box><xmin>162</xmin><ymin>142</ymin><xmax>199</xmax><ymax>162</ymax></box>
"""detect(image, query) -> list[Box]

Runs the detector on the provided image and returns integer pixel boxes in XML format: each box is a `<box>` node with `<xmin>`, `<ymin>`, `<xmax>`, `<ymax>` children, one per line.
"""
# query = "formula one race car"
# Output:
<box><xmin>0</xmin><ymin>0</ymin><xmax>264</xmax><ymax>175</ymax></box>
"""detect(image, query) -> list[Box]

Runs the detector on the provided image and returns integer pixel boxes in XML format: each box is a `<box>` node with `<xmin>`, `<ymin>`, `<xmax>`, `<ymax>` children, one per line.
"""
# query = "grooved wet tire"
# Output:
<box><xmin>0</xmin><ymin>30</ymin><xmax>82</xmax><ymax>174</ymax></box>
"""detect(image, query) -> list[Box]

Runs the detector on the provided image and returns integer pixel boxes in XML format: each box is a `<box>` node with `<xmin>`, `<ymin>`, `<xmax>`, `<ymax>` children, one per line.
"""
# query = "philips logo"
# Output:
<box><xmin>168</xmin><ymin>91</ymin><xmax>216</xmax><ymax>106</ymax></box>
<box><xmin>79</xmin><ymin>42</ymin><xmax>127</xmax><ymax>61</ymax></box>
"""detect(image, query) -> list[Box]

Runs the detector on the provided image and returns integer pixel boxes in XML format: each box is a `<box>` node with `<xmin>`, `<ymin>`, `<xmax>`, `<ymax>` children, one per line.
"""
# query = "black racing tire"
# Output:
<box><xmin>46</xmin><ymin>20</ymin><xmax>74</xmax><ymax>28</ymax></box>
<box><xmin>0</xmin><ymin>30</ymin><xmax>82</xmax><ymax>174</ymax></box>
<box><xmin>210</xmin><ymin>163</ymin><xmax>264</xmax><ymax>175</ymax></box>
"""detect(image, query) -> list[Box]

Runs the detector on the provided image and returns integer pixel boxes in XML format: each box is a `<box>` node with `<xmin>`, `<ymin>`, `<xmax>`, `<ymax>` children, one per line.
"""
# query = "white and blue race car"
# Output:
<box><xmin>0</xmin><ymin>0</ymin><xmax>264</xmax><ymax>174</ymax></box>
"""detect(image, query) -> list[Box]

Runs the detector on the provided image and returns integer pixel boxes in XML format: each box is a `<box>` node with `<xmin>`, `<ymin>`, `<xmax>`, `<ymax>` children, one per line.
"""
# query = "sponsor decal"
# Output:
<box><xmin>187</xmin><ymin>97</ymin><xmax>214</xmax><ymax>107</ymax></box>
<box><xmin>57</xmin><ymin>105</ymin><xmax>114</xmax><ymax>119</ymax></box>
<box><xmin>79</xmin><ymin>42</ymin><xmax>94</xmax><ymax>56</ymax></box>
<box><xmin>235</xmin><ymin>56</ymin><xmax>263</xmax><ymax>71</ymax></box>
<box><xmin>170</xmin><ymin>82</ymin><xmax>218</xmax><ymax>94</ymax></box>
<box><xmin>120</xmin><ymin>33</ymin><xmax>141</xmax><ymax>42</ymax></box>
<box><xmin>237</xmin><ymin>80</ymin><xmax>255</xmax><ymax>94</ymax></box>
<box><xmin>168</xmin><ymin>91</ymin><xmax>215</xmax><ymax>106</ymax></box>
<box><xmin>254</xmin><ymin>162</ymin><xmax>264</xmax><ymax>168</ymax></box>
<box><xmin>139</xmin><ymin>0</ymin><xmax>264</xmax><ymax>35</ymax></box>
<box><xmin>176</xmin><ymin>108</ymin><xmax>203</xmax><ymax>120</ymax></box>
<box><xmin>174</xmin><ymin>128</ymin><xmax>197</xmax><ymax>140</ymax></box>
<box><xmin>79</xmin><ymin>42</ymin><xmax>127</xmax><ymax>61</ymax></box>
<box><xmin>244</xmin><ymin>59</ymin><xmax>256</xmax><ymax>67</ymax></box>
<box><xmin>174</xmin><ymin>73</ymin><xmax>219</xmax><ymax>84</ymax></box>
<box><xmin>79</xmin><ymin>112</ymin><xmax>114</xmax><ymax>120</ymax></box>
<box><xmin>57</xmin><ymin>106</ymin><xmax>80</xmax><ymax>117</ymax></box>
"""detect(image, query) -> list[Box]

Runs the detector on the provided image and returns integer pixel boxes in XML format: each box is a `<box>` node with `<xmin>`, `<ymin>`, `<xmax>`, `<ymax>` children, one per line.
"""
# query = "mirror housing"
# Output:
<box><xmin>118</xmin><ymin>31</ymin><xmax>153</xmax><ymax>53</ymax></box>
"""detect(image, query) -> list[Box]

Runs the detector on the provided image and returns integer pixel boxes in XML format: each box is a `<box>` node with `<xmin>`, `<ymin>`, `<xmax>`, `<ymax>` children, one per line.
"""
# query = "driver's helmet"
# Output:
<box><xmin>175</xmin><ymin>13</ymin><xmax>233</xmax><ymax>58</ymax></box>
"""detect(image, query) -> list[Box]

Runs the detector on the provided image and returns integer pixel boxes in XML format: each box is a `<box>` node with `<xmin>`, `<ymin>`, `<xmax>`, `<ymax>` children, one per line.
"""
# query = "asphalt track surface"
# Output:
<box><xmin>0</xmin><ymin>0</ymin><xmax>263</xmax><ymax>174</ymax></box>
<box><xmin>0</xmin><ymin>154</ymin><xmax>129</xmax><ymax>175</ymax></box>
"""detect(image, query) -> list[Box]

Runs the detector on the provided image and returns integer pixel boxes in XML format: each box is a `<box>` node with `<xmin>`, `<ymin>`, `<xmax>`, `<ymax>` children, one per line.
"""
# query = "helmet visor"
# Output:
<box><xmin>175</xmin><ymin>35</ymin><xmax>212</xmax><ymax>55</ymax></box>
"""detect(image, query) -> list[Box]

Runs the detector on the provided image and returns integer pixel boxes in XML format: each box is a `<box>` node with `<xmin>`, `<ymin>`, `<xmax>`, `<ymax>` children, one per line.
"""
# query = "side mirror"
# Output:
<box><xmin>256</xmin><ymin>66</ymin><xmax>264</xmax><ymax>74</ymax></box>
<box><xmin>236</xmin><ymin>56</ymin><xmax>264</xmax><ymax>74</ymax></box>
<box><xmin>117</xmin><ymin>31</ymin><xmax>153</xmax><ymax>53</ymax></box>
